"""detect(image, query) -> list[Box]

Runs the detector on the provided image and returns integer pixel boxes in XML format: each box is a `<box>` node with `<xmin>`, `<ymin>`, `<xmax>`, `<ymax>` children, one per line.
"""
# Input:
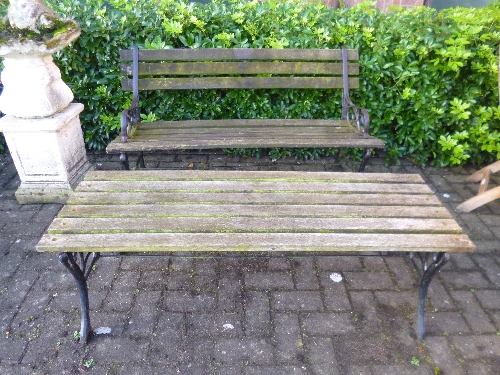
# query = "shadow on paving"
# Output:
<box><xmin>0</xmin><ymin>150</ymin><xmax>499</xmax><ymax>375</ymax></box>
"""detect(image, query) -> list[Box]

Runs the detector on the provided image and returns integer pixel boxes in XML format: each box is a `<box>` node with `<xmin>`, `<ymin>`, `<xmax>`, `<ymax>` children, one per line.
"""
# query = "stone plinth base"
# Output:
<box><xmin>0</xmin><ymin>103</ymin><xmax>91</xmax><ymax>204</ymax></box>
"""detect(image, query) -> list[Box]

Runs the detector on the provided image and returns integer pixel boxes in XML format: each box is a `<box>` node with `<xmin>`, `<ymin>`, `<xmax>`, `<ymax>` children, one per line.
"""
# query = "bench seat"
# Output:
<box><xmin>106</xmin><ymin>119</ymin><xmax>384</xmax><ymax>153</ymax></box>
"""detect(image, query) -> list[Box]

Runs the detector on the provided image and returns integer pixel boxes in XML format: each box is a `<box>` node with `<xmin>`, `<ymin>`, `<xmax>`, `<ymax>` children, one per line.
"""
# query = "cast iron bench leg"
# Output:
<box><xmin>359</xmin><ymin>148</ymin><xmax>372</xmax><ymax>172</ymax></box>
<box><xmin>60</xmin><ymin>252</ymin><xmax>100</xmax><ymax>343</ymax></box>
<box><xmin>120</xmin><ymin>152</ymin><xmax>130</xmax><ymax>170</ymax></box>
<box><xmin>410</xmin><ymin>252</ymin><xmax>450</xmax><ymax>340</ymax></box>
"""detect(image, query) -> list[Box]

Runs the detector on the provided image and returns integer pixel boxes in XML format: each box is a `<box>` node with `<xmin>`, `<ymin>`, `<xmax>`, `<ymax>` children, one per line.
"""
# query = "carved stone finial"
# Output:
<box><xmin>7</xmin><ymin>0</ymin><xmax>59</xmax><ymax>32</ymax></box>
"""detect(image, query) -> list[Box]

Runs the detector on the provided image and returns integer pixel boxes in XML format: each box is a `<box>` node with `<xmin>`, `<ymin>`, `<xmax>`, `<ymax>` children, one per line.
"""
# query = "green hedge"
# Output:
<box><xmin>2</xmin><ymin>0</ymin><xmax>500</xmax><ymax>166</ymax></box>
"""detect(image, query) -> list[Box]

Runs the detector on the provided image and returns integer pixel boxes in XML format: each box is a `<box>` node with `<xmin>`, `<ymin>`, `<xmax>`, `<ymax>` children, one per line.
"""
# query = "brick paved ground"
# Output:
<box><xmin>0</xmin><ymin>150</ymin><xmax>499</xmax><ymax>375</ymax></box>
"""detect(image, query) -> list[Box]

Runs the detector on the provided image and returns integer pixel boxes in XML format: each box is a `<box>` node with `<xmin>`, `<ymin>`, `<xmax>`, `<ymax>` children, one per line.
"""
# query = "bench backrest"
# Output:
<box><xmin>120</xmin><ymin>47</ymin><xmax>360</xmax><ymax>93</ymax></box>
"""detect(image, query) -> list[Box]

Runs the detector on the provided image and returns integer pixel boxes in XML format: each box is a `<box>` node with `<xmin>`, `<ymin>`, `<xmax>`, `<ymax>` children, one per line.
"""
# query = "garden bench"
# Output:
<box><xmin>35</xmin><ymin>46</ymin><xmax>474</xmax><ymax>344</ymax></box>
<box><xmin>36</xmin><ymin>169</ymin><xmax>475</xmax><ymax>343</ymax></box>
<box><xmin>105</xmin><ymin>46</ymin><xmax>384</xmax><ymax>171</ymax></box>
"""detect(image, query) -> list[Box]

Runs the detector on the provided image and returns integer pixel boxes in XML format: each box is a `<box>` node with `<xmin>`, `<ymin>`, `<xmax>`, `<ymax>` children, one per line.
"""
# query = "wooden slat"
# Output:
<box><xmin>135</xmin><ymin>119</ymin><xmax>354</xmax><ymax>129</ymax></box>
<box><xmin>67</xmin><ymin>192</ymin><xmax>442</xmax><ymax>206</ymax></box>
<box><xmin>37</xmin><ymin>232</ymin><xmax>474</xmax><ymax>253</ymax></box>
<box><xmin>83</xmin><ymin>170</ymin><xmax>426</xmax><ymax>184</ymax></box>
<box><xmin>107</xmin><ymin>136</ymin><xmax>384</xmax><ymax>152</ymax></box>
<box><xmin>57</xmin><ymin>204</ymin><xmax>452</xmax><ymax>219</ymax></box>
<box><xmin>121</xmin><ymin>77</ymin><xmax>359</xmax><ymax>90</ymax></box>
<box><xmin>121</xmin><ymin>62</ymin><xmax>359</xmax><ymax>76</ymax></box>
<box><xmin>467</xmin><ymin>160</ymin><xmax>500</xmax><ymax>182</ymax></box>
<box><xmin>134</xmin><ymin>127</ymin><xmax>357</xmax><ymax>137</ymax></box>
<box><xmin>47</xmin><ymin>217</ymin><xmax>461</xmax><ymax>234</ymax></box>
<box><xmin>120</xmin><ymin>48</ymin><xmax>360</xmax><ymax>62</ymax></box>
<box><xmin>76</xmin><ymin>181</ymin><xmax>433</xmax><ymax>195</ymax></box>
<box><xmin>456</xmin><ymin>186</ymin><xmax>500</xmax><ymax>213</ymax></box>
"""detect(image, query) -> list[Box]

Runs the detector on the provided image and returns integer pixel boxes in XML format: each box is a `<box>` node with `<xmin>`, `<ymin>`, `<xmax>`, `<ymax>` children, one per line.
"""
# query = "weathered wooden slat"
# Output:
<box><xmin>121</xmin><ymin>62</ymin><xmax>359</xmax><ymax>76</ymax></box>
<box><xmin>122</xmin><ymin>77</ymin><xmax>359</xmax><ymax>91</ymax></box>
<box><xmin>136</xmin><ymin>119</ymin><xmax>354</xmax><ymax>129</ymax></box>
<box><xmin>57</xmin><ymin>204</ymin><xmax>452</xmax><ymax>219</ymax></box>
<box><xmin>75</xmin><ymin>180</ymin><xmax>433</xmax><ymax>195</ymax></box>
<box><xmin>135</xmin><ymin>126</ymin><xmax>358</xmax><ymax>137</ymax></box>
<box><xmin>47</xmin><ymin>217</ymin><xmax>461</xmax><ymax>235</ymax></box>
<box><xmin>107</xmin><ymin>137</ymin><xmax>384</xmax><ymax>152</ymax></box>
<box><xmin>36</xmin><ymin>232</ymin><xmax>474</xmax><ymax>253</ymax></box>
<box><xmin>120</xmin><ymin>48</ymin><xmax>359</xmax><ymax>62</ymax></box>
<box><xmin>67</xmin><ymin>192</ymin><xmax>442</xmax><ymax>206</ymax></box>
<box><xmin>83</xmin><ymin>170</ymin><xmax>426</xmax><ymax>184</ymax></box>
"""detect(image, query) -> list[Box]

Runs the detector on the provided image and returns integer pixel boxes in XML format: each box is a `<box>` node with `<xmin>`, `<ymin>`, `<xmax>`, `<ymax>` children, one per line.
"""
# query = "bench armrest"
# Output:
<box><xmin>120</xmin><ymin>100</ymin><xmax>140</xmax><ymax>143</ymax></box>
<box><xmin>343</xmin><ymin>96</ymin><xmax>370</xmax><ymax>138</ymax></box>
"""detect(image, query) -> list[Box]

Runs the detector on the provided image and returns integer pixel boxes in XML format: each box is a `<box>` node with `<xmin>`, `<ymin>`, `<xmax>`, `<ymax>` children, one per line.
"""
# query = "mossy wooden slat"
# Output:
<box><xmin>48</xmin><ymin>217</ymin><xmax>462</xmax><ymax>235</ymax></box>
<box><xmin>85</xmin><ymin>169</ymin><xmax>425</xmax><ymax>184</ymax></box>
<box><xmin>107</xmin><ymin>137</ymin><xmax>384</xmax><ymax>152</ymax></box>
<box><xmin>76</xmin><ymin>180</ymin><xmax>433</xmax><ymax>195</ymax></box>
<box><xmin>83</xmin><ymin>170</ymin><xmax>426</xmax><ymax>184</ymax></box>
<box><xmin>36</xmin><ymin>232</ymin><xmax>474</xmax><ymax>253</ymax></box>
<box><xmin>136</xmin><ymin>119</ymin><xmax>354</xmax><ymax>129</ymax></box>
<box><xmin>57</xmin><ymin>204</ymin><xmax>452</xmax><ymax>219</ymax></box>
<box><xmin>67</xmin><ymin>192</ymin><xmax>442</xmax><ymax>206</ymax></box>
<box><xmin>120</xmin><ymin>48</ymin><xmax>359</xmax><ymax>62</ymax></box>
<box><xmin>121</xmin><ymin>62</ymin><xmax>359</xmax><ymax>76</ymax></box>
<box><xmin>122</xmin><ymin>77</ymin><xmax>358</xmax><ymax>91</ymax></box>
<box><xmin>135</xmin><ymin>126</ymin><xmax>358</xmax><ymax>136</ymax></box>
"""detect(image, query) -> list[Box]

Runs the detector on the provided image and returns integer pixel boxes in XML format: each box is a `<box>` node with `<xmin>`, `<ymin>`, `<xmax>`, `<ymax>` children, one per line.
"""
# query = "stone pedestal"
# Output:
<box><xmin>0</xmin><ymin>103</ymin><xmax>91</xmax><ymax>204</ymax></box>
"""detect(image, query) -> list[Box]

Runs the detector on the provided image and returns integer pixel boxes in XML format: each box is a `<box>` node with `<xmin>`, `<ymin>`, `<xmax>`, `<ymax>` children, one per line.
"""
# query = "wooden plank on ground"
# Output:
<box><xmin>83</xmin><ymin>170</ymin><xmax>426</xmax><ymax>184</ymax></box>
<box><xmin>57</xmin><ymin>204</ymin><xmax>452</xmax><ymax>219</ymax></box>
<box><xmin>37</xmin><ymin>232</ymin><xmax>475</xmax><ymax>253</ymax></box>
<box><xmin>47</xmin><ymin>217</ymin><xmax>462</xmax><ymax>235</ymax></box>
<box><xmin>67</xmin><ymin>192</ymin><xmax>442</xmax><ymax>206</ymax></box>
<box><xmin>75</xmin><ymin>181</ymin><xmax>433</xmax><ymax>195</ymax></box>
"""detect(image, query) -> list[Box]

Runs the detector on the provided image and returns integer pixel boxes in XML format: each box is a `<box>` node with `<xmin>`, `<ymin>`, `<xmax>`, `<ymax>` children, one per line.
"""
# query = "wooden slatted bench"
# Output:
<box><xmin>36</xmin><ymin>169</ymin><xmax>475</xmax><ymax>343</ymax></box>
<box><xmin>105</xmin><ymin>46</ymin><xmax>384</xmax><ymax>171</ymax></box>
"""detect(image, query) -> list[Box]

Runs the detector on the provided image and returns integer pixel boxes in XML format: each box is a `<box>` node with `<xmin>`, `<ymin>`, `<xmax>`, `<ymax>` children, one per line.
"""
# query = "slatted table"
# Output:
<box><xmin>37</xmin><ymin>170</ymin><xmax>475</xmax><ymax>343</ymax></box>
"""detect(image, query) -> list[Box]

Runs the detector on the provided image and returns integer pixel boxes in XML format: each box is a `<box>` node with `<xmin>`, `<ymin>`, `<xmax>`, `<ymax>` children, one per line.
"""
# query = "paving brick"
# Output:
<box><xmin>474</xmin><ymin>290</ymin><xmax>500</xmax><ymax>309</ymax></box>
<box><xmin>343</xmin><ymin>272</ymin><xmax>394</xmax><ymax>290</ymax></box>
<box><xmin>93</xmin><ymin>336</ymin><xmax>150</xmax><ymax>363</ymax></box>
<box><xmin>0</xmin><ymin>337</ymin><xmax>27</xmax><ymax>365</ymax></box>
<box><xmin>0</xmin><ymin>270</ymin><xmax>39</xmax><ymax>310</ymax></box>
<box><xmin>166</xmin><ymin>271</ymin><xmax>192</xmax><ymax>290</ymax></box>
<box><xmin>164</xmin><ymin>291</ymin><xmax>216</xmax><ymax>312</ymax></box>
<box><xmin>451</xmin><ymin>290</ymin><xmax>496</xmax><ymax>333</ymax></box>
<box><xmin>268</xmin><ymin>257</ymin><xmax>292</xmax><ymax>271</ymax></box>
<box><xmin>9</xmin><ymin>290</ymin><xmax>51</xmax><ymax>336</ymax></box>
<box><xmin>449</xmin><ymin>253</ymin><xmax>476</xmax><ymax>270</ymax></box>
<box><xmin>427</xmin><ymin>279</ymin><xmax>454</xmax><ymax>311</ymax></box>
<box><xmin>451</xmin><ymin>335</ymin><xmax>500</xmax><ymax>360</ymax></box>
<box><xmin>218</xmin><ymin>275</ymin><xmax>244</xmax><ymax>312</ymax></box>
<box><xmin>149</xmin><ymin>313</ymin><xmax>185</xmax><ymax>363</ymax></box>
<box><xmin>214</xmin><ymin>338</ymin><xmax>275</xmax><ymax>365</ymax></box>
<box><xmin>244</xmin><ymin>291</ymin><xmax>271</xmax><ymax>335</ymax></box>
<box><xmin>362</xmin><ymin>257</ymin><xmax>387</xmax><ymax>271</ymax></box>
<box><xmin>103</xmin><ymin>271</ymin><xmax>141</xmax><ymax>312</ymax></box>
<box><xmin>465</xmin><ymin>361</ymin><xmax>500</xmax><ymax>375</ymax></box>
<box><xmin>424</xmin><ymin>336</ymin><xmax>465</xmax><ymax>375</ymax></box>
<box><xmin>316</xmin><ymin>256</ymin><xmax>363</xmax><ymax>271</ymax></box>
<box><xmin>188</xmin><ymin>312</ymin><xmax>243</xmax><ymax>337</ymax></box>
<box><xmin>319</xmin><ymin>272</ymin><xmax>351</xmax><ymax>311</ymax></box>
<box><xmin>273</xmin><ymin>291</ymin><xmax>323</xmax><ymax>312</ymax></box>
<box><xmin>306</xmin><ymin>337</ymin><xmax>340</xmax><ymax>375</ymax></box>
<box><xmin>127</xmin><ymin>291</ymin><xmax>161</xmax><ymax>337</ymax></box>
<box><xmin>375</xmin><ymin>291</ymin><xmax>417</xmax><ymax>309</ymax></box>
<box><xmin>384</xmin><ymin>257</ymin><xmax>418</xmax><ymax>289</ymax></box>
<box><xmin>460</xmin><ymin>214</ymin><xmax>496</xmax><ymax>240</ymax></box>
<box><xmin>293</xmin><ymin>259</ymin><xmax>319</xmax><ymax>290</ymax></box>
<box><xmin>425</xmin><ymin>312</ymin><xmax>470</xmax><ymax>334</ymax></box>
<box><xmin>273</xmin><ymin>313</ymin><xmax>304</xmax><ymax>362</ymax></box>
<box><xmin>302</xmin><ymin>312</ymin><xmax>355</xmax><ymax>335</ymax></box>
<box><xmin>439</xmin><ymin>271</ymin><xmax>491</xmax><ymax>290</ymax></box>
<box><xmin>343</xmin><ymin>365</ymin><xmax>372</xmax><ymax>375</ymax></box>
<box><xmin>474</xmin><ymin>255</ymin><xmax>500</xmax><ymax>285</ymax></box>
<box><xmin>371</xmin><ymin>365</ymin><xmax>433</xmax><ymax>375</ymax></box>
<box><xmin>245</xmin><ymin>271</ymin><xmax>294</xmax><ymax>290</ymax></box>
<box><xmin>350</xmin><ymin>291</ymin><xmax>381</xmax><ymax>331</ymax></box>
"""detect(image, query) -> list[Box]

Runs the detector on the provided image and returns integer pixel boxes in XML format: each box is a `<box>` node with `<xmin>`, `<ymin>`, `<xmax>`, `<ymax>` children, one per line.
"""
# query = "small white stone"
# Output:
<box><xmin>94</xmin><ymin>327</ymin><xmax>112</xmax><ymax>335</ymax></box>
<box><xmin>222</xmin><ymin>323</ymin><xmax>234</xmax><ymax>330</ymax></box>
<box><xmin>443</xmin><ymin>193</ymin><xmax>450</xmax><ymax>198</ymax></box>
<box><xmin>329</xmin><ymin>273</ymin><xmax>343</xmax><ymax>283</ymax></box>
